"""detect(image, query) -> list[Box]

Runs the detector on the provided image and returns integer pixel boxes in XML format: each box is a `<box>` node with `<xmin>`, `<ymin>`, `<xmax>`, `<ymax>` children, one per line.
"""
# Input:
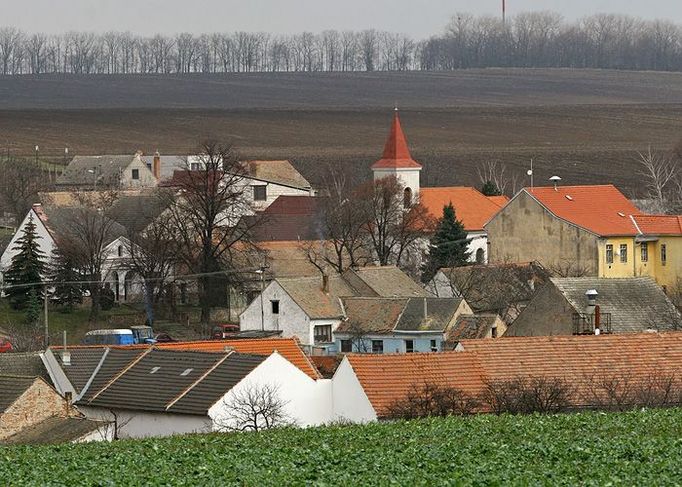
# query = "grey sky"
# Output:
<box><xmin>6</xmin><ymin>0</ymin><xmax>682</xmax><ymax>38</ymax></box>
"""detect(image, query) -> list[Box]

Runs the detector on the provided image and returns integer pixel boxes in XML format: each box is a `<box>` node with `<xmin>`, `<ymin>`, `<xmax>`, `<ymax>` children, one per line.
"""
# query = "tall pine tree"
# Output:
<box><xmin>421</xmin><ymin>203</ymin><xmax>471</xmax><ymax>283</ymax></box>
<box><xmin>4</xmin><ymin>215</ymin><xmax>46</xmax><ymax>310</ymax></box>
<box><xmin>49</xmin><ymin>248</ymin><xmax>83</xmax><ymax>313</ymax></box>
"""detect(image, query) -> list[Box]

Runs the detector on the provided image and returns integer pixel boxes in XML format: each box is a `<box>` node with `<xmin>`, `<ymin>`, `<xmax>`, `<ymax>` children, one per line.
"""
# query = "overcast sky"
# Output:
<box><xmin>6</xmin><ymin>0</ymin><xmax>682</xmax><ymax>38</ymax></box>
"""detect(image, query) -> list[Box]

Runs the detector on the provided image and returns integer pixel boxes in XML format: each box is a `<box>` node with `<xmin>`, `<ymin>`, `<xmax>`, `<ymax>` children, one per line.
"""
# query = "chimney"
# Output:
<box><xmin>152</xmin><ymin>151</ymin><xmax>161</xmax><ymax>180</ymax></box>
<box><xmin>594</xmin><ymin>304</ymin><xmax>601</xmax><ymax>335</ymax></box>
<box><xmin>64</xmin><ymin>391</ymin><xmax>73</xmax><ymax>416</ymax></box>
<box><xmin>322</xmin><ymin>272</ymin><xmax>329</xmax><ymax>294</ymax></box>
<box><xmin>586</xmin><ymin>289</ymin><xmax>598</xmax><ymax>307</ymax></box>
<box><xmin>61</xmin><ymin>330</ymin><xmax>71</xmax><ymax>366</ymax></box>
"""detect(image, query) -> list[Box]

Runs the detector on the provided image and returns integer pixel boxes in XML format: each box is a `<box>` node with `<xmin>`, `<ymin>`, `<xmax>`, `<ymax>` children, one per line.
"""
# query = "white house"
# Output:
<box><xmin>239</xmin><ymin>266</ymin><xmax>430</xmax><ymax>353</ymax></box>
<box><xmin>43</xmin><ymin>346</ymin><xmax>332</xmax><ymax>439</ymax></box>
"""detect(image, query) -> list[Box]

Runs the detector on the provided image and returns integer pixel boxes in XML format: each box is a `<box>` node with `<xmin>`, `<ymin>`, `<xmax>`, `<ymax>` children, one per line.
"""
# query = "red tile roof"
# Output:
<box><xmin>525</xmin><ymin>185</ymin><xmax>642</xmax><ymax>236</ymax></box>
<box><xmin>420</xmin><ymin>187</ymin><xmax>507</xmax><ymax>231</ymax></box>
<box><xmin>486</xmin><ymin>195</ymin><xmax>510</xmax><ymax>207</ymax></box>
<box><xmin>371</xmin><ymin>110</ymin><xmax>422</xmax><ymax>170</ymax></box>
<box><xmin>632</xmin><ymin>215</ymin><xmax>682</xmax><ymax>236</ymax></box>
<box><xmin>264</xmin><ymin>196</ymin><xmax>320</xmax><ymax>216</ymax></box>
<box><xmin>345</xmin><ymin>352</ymin><xmax>486</xmax><ymax>417</ymax></box>
<box><xmin>459</xmin><ymin>332</ymin><xmax>682</xmax><ymax>408</ymax></box>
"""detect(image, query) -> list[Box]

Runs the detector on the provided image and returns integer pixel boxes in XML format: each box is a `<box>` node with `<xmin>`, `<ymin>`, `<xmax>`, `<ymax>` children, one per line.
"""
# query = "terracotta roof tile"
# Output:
<box><xmin>632</xmin><ymin>215</ymin><xmax>682</xmax><ymax>235</ymax></box>
<box><xmin>446</xmin><ymin>314</ymin><xmax>500</xmax><ymax>342</ymax></box>
<box><xmin>345</xmin><ymin>352</ymin><xmax>486</xmax><ymax>417</ymax></box>
<box><xmin>420</xmin><ymin>187</ymin><xmax>505</xmax><ymax>232</ymax></box>
<box><xmin>526</xmin><ymin>185</ymin><xmax>642</xmax><ymax>236</ymax></box>
<box><xmin>371</xmin><ymin>111</ymin><xmax>422</xmax><ymax>170</ymax></box>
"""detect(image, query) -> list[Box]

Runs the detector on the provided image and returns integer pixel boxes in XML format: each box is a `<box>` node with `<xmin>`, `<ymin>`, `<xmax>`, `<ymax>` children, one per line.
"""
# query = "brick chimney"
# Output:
<box><xmin>322</xmin><ymin>269</ymin><xmax>329</xmax><ymax>294</ymax></box>
<box><xmin>152</xmin><ymin>151</ymin><xmax>161</xmax><ymax>180</ymax></box>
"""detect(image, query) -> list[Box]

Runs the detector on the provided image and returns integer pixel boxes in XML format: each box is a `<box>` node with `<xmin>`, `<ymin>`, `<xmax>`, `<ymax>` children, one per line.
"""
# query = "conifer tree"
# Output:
<box><xmin>4</xmin><ymin>215</ymin><xmax>46</xmax><ymax>310</ymax></box>
<box><xmin>50</xmin><ymin>248</ymin><xmax>83</xmax><ymax>312</ymax></box>
<box><xmin>481</xmin><ymin>180</ymin><xmax>502</xmax><ymax>196</ymax></box>
<box><xmin>421</xmin><ymin>203</ymin><xmax>471</xmax><ymax>283</ymax></box>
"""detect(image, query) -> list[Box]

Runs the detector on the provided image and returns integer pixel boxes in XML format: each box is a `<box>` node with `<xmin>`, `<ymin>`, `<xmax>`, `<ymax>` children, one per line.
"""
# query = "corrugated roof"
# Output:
<box><xmin>0</xmin><ymin>376</ymin><xmax>38</xmax><ymax>413</ymax></box>
<box><xmin>420</xmin><ymin>187</ymin><xmax>506</xmax><ymax>232</ymax></box>
<box><xmin>526</xmin><ymin>185</ymin><xmax>643</xmax><ymax>236</ymax></box>
<box><xmin>550</xmin><ymin>277</ymin><xmax>682</xmax><ymax>333</ymax></box>
<box><xmin>345</xmin><ymin>352</ymin><xmax>486</xmax><ymax>417</ymax></box>
<box><xmin>0</xmin><ymin>417</ymin><xmax>104</xmax><ymax>445</ymax></box>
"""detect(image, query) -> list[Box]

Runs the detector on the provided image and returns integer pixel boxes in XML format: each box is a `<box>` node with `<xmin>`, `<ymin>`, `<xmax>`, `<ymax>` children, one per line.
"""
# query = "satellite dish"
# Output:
<box><xmin>526</xmin><ymin>169</ymin><xmax>533</xmax><ymax>176</ymax></box>
<box><xmin>549</xmin><ymin>175</ymin><xmax>562</xmax><ymax>182</ymax></box>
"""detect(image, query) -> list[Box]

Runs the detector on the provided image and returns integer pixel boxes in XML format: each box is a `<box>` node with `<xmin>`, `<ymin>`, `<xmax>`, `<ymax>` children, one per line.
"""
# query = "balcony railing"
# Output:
<box><xmin>572</xmin><ymin>312</ymin><xmax>612</xmax><ymax>335</ymax></box>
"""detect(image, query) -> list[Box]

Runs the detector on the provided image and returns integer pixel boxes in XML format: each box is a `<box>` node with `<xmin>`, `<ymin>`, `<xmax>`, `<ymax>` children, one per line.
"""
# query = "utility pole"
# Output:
<box><xmin>502</xmin><ymin>0</ymin><xmax>506</xmax><ymax>24</ymax></box>
<box><xmin>43</xmin><ymin>283</ymin><xmax>49</xmax><ymax>348</ymax></box>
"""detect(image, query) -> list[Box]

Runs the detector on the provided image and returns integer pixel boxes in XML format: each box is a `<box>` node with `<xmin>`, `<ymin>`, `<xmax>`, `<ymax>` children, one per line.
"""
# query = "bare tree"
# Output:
<box><xmin>217</xmin><ymin>383</ymin><xmax>294</xmax><ymax>432</ymax></box>
<box><xmin>477</xmin><ymin>160</ymin><xmax>518</xmax><ymax>196</ymax></box>
<box><xmin>637</xmin><ymin>147</ymin><xmax>679</xmax><ymax>213</ymax></box>
<box><xmin>0</xmin><ymin>157</ymin><xmax>48</xmax><ymax>226</ymax></box>
<box><xmin>385</xmin><ymin>382</ymin><xmax>479</xmax><ymax>420</ymax></box>
<box><xmin>164</xmin><ymin>140</ymin><xmax>260</xmax><ymax>324</ymax></box>
<box><xmin>480</xmin><ymin>376</ymin><xmax>574</xmax><ymax>414</ymax></box>
<box><xmin>547</xmin><ymin>259</ymin><xmax>593</xmax><ymax>278</ymax></box>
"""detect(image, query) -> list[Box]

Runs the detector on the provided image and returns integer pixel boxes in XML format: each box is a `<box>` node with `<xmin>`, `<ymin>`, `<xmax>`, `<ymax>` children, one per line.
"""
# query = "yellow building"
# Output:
<box><xmin>599</xmin><ymin>215</ymin><xmax>682</xmax><ymax>292</ymax></box>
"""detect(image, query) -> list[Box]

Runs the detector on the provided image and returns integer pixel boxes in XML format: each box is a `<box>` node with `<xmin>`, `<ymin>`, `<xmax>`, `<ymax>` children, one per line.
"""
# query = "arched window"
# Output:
<box><xmin>476</xmin><ymin>248</ymin><xmax>485</xmax><ymax>264</ymax></box>
<box><xmin>403</xmin><ymin>187</ymin><xmax>413</xmax><ymax>208</ymax></box>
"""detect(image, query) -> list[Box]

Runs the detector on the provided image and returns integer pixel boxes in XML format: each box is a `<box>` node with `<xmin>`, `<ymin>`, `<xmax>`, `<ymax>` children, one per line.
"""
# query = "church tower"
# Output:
<box><xmin>372</xmin><ymin>109</ymin><xmax>422</xmax><ymax>206</ymax></box>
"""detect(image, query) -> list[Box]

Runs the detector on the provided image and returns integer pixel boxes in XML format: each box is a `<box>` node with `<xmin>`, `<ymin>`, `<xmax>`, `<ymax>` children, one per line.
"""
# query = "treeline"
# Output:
<box><xmin>1</xmin><ymin>12</ymin><xmax>682</xmax><ymax>75</ymax></box>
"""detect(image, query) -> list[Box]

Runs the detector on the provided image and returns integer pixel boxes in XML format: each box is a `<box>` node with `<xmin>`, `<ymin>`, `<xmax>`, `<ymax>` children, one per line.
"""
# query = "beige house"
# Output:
<box><xmin>58</xmin><ymin>153</ymin><xmax>157</xmax><ymax>189</ymax></box>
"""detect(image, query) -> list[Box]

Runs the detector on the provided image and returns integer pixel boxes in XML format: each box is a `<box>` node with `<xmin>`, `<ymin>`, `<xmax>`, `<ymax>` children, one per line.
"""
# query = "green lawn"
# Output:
<box><xmin>2</xmin><ymin>409</ymin><xmax>682</xmax><ymax>485</ymax></box>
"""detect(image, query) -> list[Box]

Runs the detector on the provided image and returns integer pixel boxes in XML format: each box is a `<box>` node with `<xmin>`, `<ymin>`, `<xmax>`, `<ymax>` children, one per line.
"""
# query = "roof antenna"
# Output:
<box><xmin>549</xmin><ymin>175</ymin><xmax>562</xmax><ymax>191</ymax></box>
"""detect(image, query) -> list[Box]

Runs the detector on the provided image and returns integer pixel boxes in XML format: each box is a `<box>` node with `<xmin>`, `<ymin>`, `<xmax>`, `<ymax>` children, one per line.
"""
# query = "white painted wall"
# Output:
<box><xmin>467</xmin><ymin>232</ymin><xmax>488</xmax><ymax>264</ymax></box>
<box><xmin>373</xmin><ymin>167</ymin><xmax>421</xmax><ymax>202</ymax></box>
<box><xmin>331</xmin><ymin>357</ymin><xmax>377</xmax><ymax>423</ymax></box>
<box><xmin>239</xmin><ymin>178</ymin><xmax>312</xmax><ymax>211</ymax></box>
<box><xmin>121</xmin><ymin>156</ymin><xmax>157</xmax><ymax>188</ymax></box>
<box><xmin>79</xmin><ymin>406</ymin><xmax>212</xmax><ymax>439</ymax></box>
<box><xmin>209</xmin><ymin>352</ymin><xmax>332</xmax><ymax>429</ymax></box>
<box><xmin>0</xmin><ymin>208</ymin><xmax>55</xmax><ymax>284</ymax></box>
<box><xmin>239</xmin><ymin>281</ymin><xmax>312</xmax><ymax>345</ymax></box>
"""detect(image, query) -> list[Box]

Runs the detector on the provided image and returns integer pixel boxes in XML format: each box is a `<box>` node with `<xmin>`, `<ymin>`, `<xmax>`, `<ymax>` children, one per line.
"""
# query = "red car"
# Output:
<box><xmin>0</xmin><ymin>338</ymin><xmax>13</xmax><ymax>353</ymax></box>
<box><xmin>212</xmin><ymin>324</ymin><xmax>239</xmax><ymax>339</ymax></box>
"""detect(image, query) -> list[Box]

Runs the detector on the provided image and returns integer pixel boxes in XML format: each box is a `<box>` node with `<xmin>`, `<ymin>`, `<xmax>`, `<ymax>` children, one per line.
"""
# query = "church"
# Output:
<box><xmin>371</xmin><ymin>109</ymin><xmax>509</xmax><ymax>263</ymax></box>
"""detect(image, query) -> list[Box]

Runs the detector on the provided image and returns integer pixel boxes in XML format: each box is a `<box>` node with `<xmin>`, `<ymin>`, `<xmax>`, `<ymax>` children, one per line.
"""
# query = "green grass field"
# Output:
<box><xmin>3</xmin><ymin>409</ymin><xmax>682</xmax><ymax>485</ymax></box>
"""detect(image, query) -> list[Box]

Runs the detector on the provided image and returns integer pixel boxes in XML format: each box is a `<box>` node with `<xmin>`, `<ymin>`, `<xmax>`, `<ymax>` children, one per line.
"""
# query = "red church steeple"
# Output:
<box><xmin>371</xmin><ymin>109</ymin><xmax>423</xmax><ymax>170</ymax></box>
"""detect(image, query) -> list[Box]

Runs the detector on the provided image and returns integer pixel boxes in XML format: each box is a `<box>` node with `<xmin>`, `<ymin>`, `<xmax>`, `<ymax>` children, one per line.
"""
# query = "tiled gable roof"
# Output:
<box><xmin>344</xmin><ymin>352</ymin><xmax>486</xmax><ymax>417</ymax></box>
<box><xmin>446</xmin><ymin>314</ymin><xmax>500</xmax><ymax>343</ymax></box>
<box><xmin>58</xmin><ymin>155</ymin><xmax>136</xmax><ymax>187</ymax></box>
<box><xmin>252</xmin><ymin>197</ymin><xmax>323</xmax><ymax>242</ymax></box>
<box><xmin>1</xmin><ymin>417</ymin><xmax>104</xmax><ymax>445</ymax></box>
<box><xmin>343</xmin><ymin>266</ymin><xmax>428</xmax><ymax>298</ymax></box>
<box><xmin>0</xmin><ymin>352</ymin><xmax>49</xmax><ymax>381</ymax></box>
<box><xmin>525</xmin><ymin>185</ymin><xmax>642</xmax><ymax>236</ymax></box>
<box><xmin>632</xmin><ymin>215</ymin><xmax>682</xmax><ymax>235</ymax></box>
<box><xmin>394</xmin><ymin>297</ymin><xmax>464</xmax><ymax>332</ymax></box>
<box><xmin>244</xmin><ymin>160</ymin><xmax>311</xmax><ymax>189</ymax></box>
<box><xmin>278</xmin><ymin>274</ymin><xmax>356</xmax><ymax>319</ymax></box>
<box><xmin>337</xmin><ymin>297</ymin><xmax>408</xmax><ymax>334</ymax></box>
<box><xmin>550</xmin><ymin>277</ymin><xmax>682</xmax><ymax>333</ymax></box>
<box><xmin>419</xmin><ymin>187</ymin><xmax>506</xmax><ymax>232</ymax></box>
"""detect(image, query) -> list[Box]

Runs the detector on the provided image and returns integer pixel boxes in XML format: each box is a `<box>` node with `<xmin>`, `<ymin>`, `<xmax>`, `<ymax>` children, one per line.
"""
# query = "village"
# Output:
<box><xmin>0</xmin><ymin>108</ymin><xmax>680</xmax><ymax>444</ymax></box>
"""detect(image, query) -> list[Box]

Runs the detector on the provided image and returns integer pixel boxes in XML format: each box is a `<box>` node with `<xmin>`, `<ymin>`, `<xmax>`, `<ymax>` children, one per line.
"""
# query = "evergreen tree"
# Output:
<box><xmin>481</xmin><ymin>180</ymin><xmax>502</xmax><ymax>196</ymax></box>
<box><xmin>50</xmin><ymin>248</ymin><xmax>83</xmax><ymax>313</ymax></box>
<box><xmin>421</xmin><ymin>203</ymin><xmax>471</xmax><ymax>283</ymax></box>
<box><xmin>4</xmin><ymin>215</ymin><xmax>46</xmax><ymax>310</ymax></box>
<box><xmin>25</xmin><ymin>288</ymin><xmax>42</xmax><ymax>325</ymax></box>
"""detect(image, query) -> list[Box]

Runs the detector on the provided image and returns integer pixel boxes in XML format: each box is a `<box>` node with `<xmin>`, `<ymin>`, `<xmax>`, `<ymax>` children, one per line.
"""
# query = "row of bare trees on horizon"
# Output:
<box><xmin>2</xmin><ymin>12</ymin><xmax>682</xmax><ymax>75</ymax></box>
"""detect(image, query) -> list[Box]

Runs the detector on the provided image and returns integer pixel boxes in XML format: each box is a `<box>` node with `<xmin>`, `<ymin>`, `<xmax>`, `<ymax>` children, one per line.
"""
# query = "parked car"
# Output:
<box><xmin>130</xmin><ymin>325</ymin><xmax>157</xmax><ymax>345</ymax></box>
<box><xmin>212</xmin><ymin>324</ymin><xmax>239</xmax><ymax>339</ymax></box>
<box><xmin>0</xmin><ymin>338</ymin><xmax>13</xmax><ymax>353</ymax></box>
<box><xmin>154</xmin><ymin>332</ymin><xmax>176</xmax><ymax>343</ymax></box>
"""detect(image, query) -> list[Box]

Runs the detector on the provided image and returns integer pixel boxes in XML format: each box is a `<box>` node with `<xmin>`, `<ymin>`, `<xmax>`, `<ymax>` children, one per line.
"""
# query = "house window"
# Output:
<box><xmin>190</xmin><ymin>162</ymin><xmax>201</xmax><ymax>171</ymax></box>
<box><xmin>476</xmin><ymin>248</ymin><xmax>485</xmax><ymax>264</ymax></box>
<box><xmin>491</xmin><ymin>326</ymin><xmax>498</xmax><ymax>338</ymax></box>
<box><xmin>117</xmin><ymin>245</ymin><xmax>123</xmax><ymax>257</ymax></box>
<box><xmin>619</xmin><ymin>244</ymin><xmax>628</xmax><ymax>263</ymax></box>
<box><xmin>131</xmin><ymin>168</ymin><xmax>140</xmax><ymax>180</ymax></box>
<box><xmin>313</xmin><ymin>325</ymin><xmax>332</xmax><ymax>344</ymax></box>
<box><xmin>253</xmin><ymin>185</ymin><xmax>267</xmax><ymax>201</ymax></box>
<box><xmin>403</xmin><ymin>187</ymin><xmax>412</xmax><ymax>208</ymax></box>
<box><xmin>430</xmin><ymin>339</ymin><xmax>438</xmax><ymax>352</ymax></box>
<box><xmin>371</xmin><ymin>340</ymin><xmax>384</xmax><ymax>353</ymax></box>
<box><xmin>405</xmin><ymin>340</ymin><xmax>414</xmax><ymax>353</ymax></box>
<box><xmin>606</xmin><ymin>244</ymin><xmax>614</xmax><ymax>264</ymax></box>
<box><xmin>271</xmin><ymin>300</ymin><xmax>279</xmax><ymax>314</ymax></box>
<box><xmin>341</xmin><ymin>340</ymin><xmax>352</xmax><ymax>353</ymax></box>
<box><xmin>662</xmin><ymin>244</ymin><xmax>667</xmax><ymax>266</ymax></box>
<box><xmin>641</xmin><ymin>242</ymin><xmax>648</xmax><ymax>262</ymax></box>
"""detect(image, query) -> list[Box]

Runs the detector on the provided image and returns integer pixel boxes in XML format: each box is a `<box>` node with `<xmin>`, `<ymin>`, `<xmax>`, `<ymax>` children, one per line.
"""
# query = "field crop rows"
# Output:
<box><xmin>3</xmin><ymin>408</ymin><xmax>682</xmax><ymax>485</ymax></box>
